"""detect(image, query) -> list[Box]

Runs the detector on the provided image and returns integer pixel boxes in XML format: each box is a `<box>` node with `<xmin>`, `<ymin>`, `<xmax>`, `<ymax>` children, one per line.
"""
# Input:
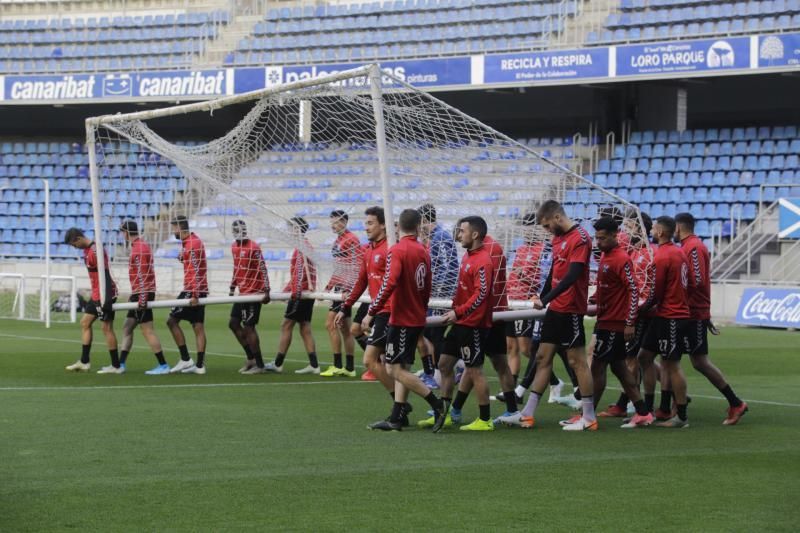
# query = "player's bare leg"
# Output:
<box><xmin>363</xmin><ymin>345</ymin><xmax>393</xmax><ymax>392</ymax></box>
<box><xmin>229</xmin><ymin>317</ymin><xmax>254</xmax><ymax>370</ymax></box>
<box><xmin>690</xmin><ymin>352</ymin><xmax>747</xmax><ymax>423</ymax></box>
<box><xmin>498</xmin><ymin>342</ymin><xmax>557</xmax><ymax>427</ymax></box>
<box><xmin>81</xmin><ymin>313</ymin><xmax>95</xmax><ymax>348</ymax></box>
<box><xmin>507</xmin><ymin>337</ymin><xmax>520</xmax><ymax>378</ymax></box>
<box><xmin>192</xmin><ymin>322</ymin><xmax>207</xmax><ymax>369</ymax></box>
<box><xmin>139</xmin><ymin>321</ymin><xmax>167</xmax><ymax>370</ymax></box>
<box><xmin>325</xmin><ymin>310</ymin><xmax>344</xmax><ymax>370</ymax></box>
<box><xmin>120</xmin><ymin>317</ymin><xmax>137</xmax><ymax>355</ymax></box>
<box><xmin>436</xmin><ymin>353</ymin><xmax>459</xmax><ymax>403</ymax></box>
<box><xmin>566</xmin><ymin>346</ymin><xmax>596</xmax><ymax>424</ymax></box>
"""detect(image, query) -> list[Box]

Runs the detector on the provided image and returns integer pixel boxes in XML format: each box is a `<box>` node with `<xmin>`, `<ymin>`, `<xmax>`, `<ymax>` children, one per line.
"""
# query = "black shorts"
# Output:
<box><xmin>540</xmin><ymin>310</ymin><xmax>585</xmax><ymax>349</ymax></box>
<box><xmin>642</xmin><ymin>317</ymin><xmax>689</xmax><ymax>361</ymax></box>
<box><xmin>284</xmin><ymin>298</ymin><xmax>314</xmax><ymax>323</ymax></box>
<box><xmin>126</xmin><ymin>292</ymin><xmax>154</xmax><ymax>324</ymax></box>
<box><xmin>328</xmin><ymin>285</ymin><xmax>351</xmax><ymax>316</ymax></box>
<box><xmin>593</xmin><ymin>328</ymin><xmax>627</xmax><ymax>362</ymax></box>
<box><xmin>625</xmin><ymin>318</ymin><xmax>651</xmax><ymax>358</ymax></box>
<box><xmin>86</xmin><ymin>297</ymin><xmax>116</xmax><ymax>322</ymax></box>
<box><xmin>169</xmin><ymin>291</ymin><xmax>206</xmax><ymax>324</ymax></box>
<box><xmin>366</xmin><ymin>313</ymin><xmax>390</xmax><ymax>348</ymax></box>
<box><xmin>506</xmin><ymin>319</ymin><xmax>534</xmax><ymax>338</ymax></box>
<box><xmin>443</xmin><ymin>324</ymin><xmax>490</xmax><ymax>368</ymax></box>
<box><xmin>354</xmin><ymin>302</ymin><xmax>369</xmax><ymax>324</ymax></box>
<box><xmin>231</xmin><ymin>301</ymin><xmax>262</xmax><ymax>327</ymax></box>
<box><xmin>487</xmin><ymin>321</ymin><xmax>506</xmax><ymax>357</ymax></box>
<box><xmin>385</xmin><ymin>325</ymin><xmax>423</xmax><ymax>365</ymax></box>
<box><xmin>684</xmin><ymin>319</ymin><xmax>709</xmax><ymax>356</ymax></box>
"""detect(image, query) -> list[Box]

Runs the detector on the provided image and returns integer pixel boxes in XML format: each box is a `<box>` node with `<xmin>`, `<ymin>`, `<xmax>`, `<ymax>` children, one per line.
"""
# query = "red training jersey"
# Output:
<box><xmin>128</xmin><ymin>237</ymin><xmax>156</xmax><ymax>306</ymax></box>
<box><xmin>595</xmin><ymin>245</ymin><xmax>638</xmax><ymax>332</ymax></box>
<box><xmin>368</xmin><ymin>235</ymin><xmax>431</xmax><ymax>327</ymax></box>
<box><xmin>231</xmin><ymin>239</ymin><xmax>270</xmax><ymax>295</ymax></box>
<box><xmin>453</xmin><ymin>245</ymin><xmax>494</xmax><ymax>328</ymax></box>
<box><xmin>327</xmin><ymin>230</ymin><xmax>362</xmax><ymax>290</ymax></box>
<box><xmin>652</xmin><ymin>242</ymin><xmax>690</xmax><ymax>319</ymax></box>
<box><xmin>344</xmin><ymin>239</ymin><xmax>388</xmax><ymax>314</ymax></box>
<box><xmin>680</xmin><ymin>234</ymin><xmax>711</xmax><ymax>320</ymax></box>
<box><xmin>483</xmin><ymin>235</ymin><xmax>508</xmax><ymax>312</ymax></box>
<box><xmin>507</xmin><ymin>242</ymin><xmax>546</xmax><ymax>300</ymax></box>
<box><xmin>84</xmin><ymin>242</ymin><xmax>118</xmax><ymax>301</ymax></box>
<box><xmin>547</xmin><ymin>225</ymin><xmax>591</xmax><ymax>315</ymax></box>
<box><xmin>284</xmin><ymin>239</ymin><xmax>317</xmax><ymax>297</ymax></box>
<box><xmin>179</xmin><ymin>233</ymin><xmax>208</xmax><ymax>297</ymax></box>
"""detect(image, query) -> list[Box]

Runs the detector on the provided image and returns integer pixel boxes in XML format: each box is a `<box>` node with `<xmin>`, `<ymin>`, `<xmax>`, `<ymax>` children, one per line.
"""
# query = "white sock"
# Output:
<box><xmin>582</xmin><ymin>397</ymin><xmax>596</xmax><ymax>421</ymax></box>
<box><xmin>514</xmin><ymin>384</ymin><xmax>526</xmax><ymax>397</ymax></box>
<box><xmin>521</xmin><ymin>392</ymin><xmax>541</xmax><ymax>418</ymax></box>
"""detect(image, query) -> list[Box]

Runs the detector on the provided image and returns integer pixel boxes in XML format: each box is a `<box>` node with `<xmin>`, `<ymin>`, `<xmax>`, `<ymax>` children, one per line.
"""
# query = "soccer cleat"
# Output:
<box><xmin>360</xmin><ymin>369</ymin><xmax>377</xmax><ymax>381</ymax></box>
<box><xmin>723</xmin><ymin>402</ymin><xmax>749</xmax><ymax>426</ymax></box>
<box><xmin>169</xmin><ymin>359</ymin><xmax>195</xmax><ymax>374</ymax></box>
<box><xmin>450</xmin><ymin>407</ymin><xmax>462</xmax><ymax>424</ymax></box>
<box><xmin>492</xmin><ymin>410</ymin><xmax>519</xmax><ymax>426</ymax></box>
<box><xmin>264</xmin><ymin>362</ymin><xmax>284</xmax><ymax>373</ymax></box>
<box><xmin>97</xmin><ymin>365</ymin><xmax>124</xmax><ymax>374</ymax></box>
<box><xmin>294</xmin><ymin>365</ymin><xmax>320</xmax><ymax>375</ymax></box>
<box><xmin>655</xmin><ymin>415</ymin><xmax>689</xmax><ymax>428</ymax></box>
<box><xmin>556</xmin><ymin>395</ymin><xmax>582</xmax><ymax>410</ymax></box>
<box><xmin>490</xmin><ymin>392</ymin><xmax>524</xmax><ymax>405</ymax></box>
<box><xmin>562</xmin><ymin>417</ymin><xmax>599</xmax><ymax>431</ymax></box>
<box><xmin>559</xmin><ymin>414</ymin><xmax>582</xmax><ymax>427</ymax></box>
<box><xmin>431</xmin><ymin>401</ymin><xmax>450</xmax><ymax>433</ymax></box>
<box><xmin>654</xmin><ymin>408</ymin><xmax>672</xmax><ymax>421</ymax></box>
<box><xmin>496</xmin><ymin>411</ymin><xmax>535</xmax><ymax>428</ymax></box>
<box><xmin>242</xmin><ymin>366</ymin><xmax>265</xmax><ymax>375</ymax></box>
<box><xmin>319</xmin><ymin>365</ymin><xmax>343</xmax><ymax>377</ymax></box>
<box><xmin>339</xmin><ymin>368</ymin><xmax>357</xmax><ymax>378</ymax></box>
<box><xmin>421</xmin><ymin>373</ymin><xmax>439</xmax><ymax>390</ymax></box>
<box><xmin>548</xmin><ymin>378</ymin><xmax>565</xmax><ymax>403</ymax></box>
<box><xmin>598</xmin><ymin>404</ymin><xmax>627</xmax><ymax>418</ymax></box>
<box><xmin>181</xmin><ymin>364</ymin><xmax>206</xmax><ymax>375</ymax></box>
<box><xmin>620</xmin><ymin>412</ymin><xmax>655</xmax><ymax>429</ymax></box>
<box><xmin>65</xmin><ymin>360</ymin><xmax>90</xmax><ymax>372</ymax></box>
<box><xmin>145</xmin><ymin>364</ymin><xmax>170</xmax><ymax>375</ymax></box>
<box><xmin>238</xmin><ymin>364</ymin><xmax>254</xmax><ymax>374</ymax></box>
<box><xmin>120</xmin><ymin>363</ymin><xmax>126</xmax><ymax>372</ymax></box>
<box><xmin>460</xmin><ymin>418</ymin><xmax>495</xmax><ymax>431</ymax></box>
<box><xmin>418</xmin><ymin>412</ymin><xmax>453</xmax><ymax>428</ymax></box>
<box><xmin>368</xmin><ymin>419</ymin><xmax>402</xmax><ymax>431</ymax></box>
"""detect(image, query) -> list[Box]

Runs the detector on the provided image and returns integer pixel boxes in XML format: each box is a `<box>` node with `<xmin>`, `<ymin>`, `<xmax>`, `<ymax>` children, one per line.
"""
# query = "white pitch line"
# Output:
<box><xmin>0</xmin><ymin>381</ymin><xmax>373</xmax><ymax>392</ymax></box>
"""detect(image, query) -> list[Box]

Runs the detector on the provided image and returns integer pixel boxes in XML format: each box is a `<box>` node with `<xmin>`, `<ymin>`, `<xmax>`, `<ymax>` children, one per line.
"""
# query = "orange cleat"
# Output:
<box><xmin>723</xmin><ymin>402</ymin><xmax>749</xmax><ymax>425</ymax></box>
<box><xmin>598</xmin><ymin>404</ymin><xmax>627</xmax><ymax>418</ymax></box>
<box><xmin>559</xmin><ymin>414</ymin><xmax>582</xmax><ymax>427</ymax></box>
<box><xmin>360</xmin><ymin>369</ymin><xmax>377</xmax><ymax>382</ymax></box>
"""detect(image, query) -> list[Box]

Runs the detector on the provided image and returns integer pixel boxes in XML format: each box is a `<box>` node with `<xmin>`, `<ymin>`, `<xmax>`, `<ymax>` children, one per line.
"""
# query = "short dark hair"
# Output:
<box><xmin>675</xmin><ymin>212</ymin><xmax>696</xmax><ymax>231</ymax></box>
<box><xmin>418</xmin><ymin>203</ymin><xmax>436</xmax><ymax>223</ymax></box>
<box><xmin>398</xmin><ymin>208</ymin><xmax>421</xmax><ymax>233</ymax></box>
<box><xmin>170</xmin><ymin>215</ymin><xmax>189</xmax><ymax>231</ymax></box>
<box><xmin>593</xmin><ymin>216</ymin><xmax>619</xmax><ymax>233</ymax></box>
<box><xmin>460</xmin><ymin>216</ymin><xmax>488</xmax><ymax>239</ymax></box>
<box><xmin>63</xmin><ymin>227</ymin><xmax>84</xmax><ymax>244</ymax></box>
<box><xmin>290</xmin><ymin>216</ymin><xmax>309</xmax><ymax>234</ymax></box>
<box><xmin>119</xmin><ymin>220</ymin><xmax>139</xmax><ymax>235</ymax></box>
<box><xmin>520</xmin><ymin>212</ymin><xmax>536</xmax><ymax>226</ymax></box>
<box><xmin>640</xmin><ymin>212</ymin><xmax>653</xmax><ymax>235</ymax></box>
<box><xmin>655</xmin><ymin>215</ymin><xmax>676</xmax><ymax>237</ymax></box>
<box><xmin>330</xmin><ymin>209</ymin><xmax>348</xmax><ymax>222</ymax></box>
<box><xmin>364</xmin><ymin>205</ymin><xmax>385</xmax><ymax>225</ymax></box>
<box><xmin>536</xmin><ymin>199</ymin><xmax>565</xmax><ymax>220</ymax></box>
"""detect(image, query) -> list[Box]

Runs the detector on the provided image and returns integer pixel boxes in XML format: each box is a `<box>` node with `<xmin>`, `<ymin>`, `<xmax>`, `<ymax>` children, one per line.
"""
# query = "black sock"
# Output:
<box><xmin>424</xmin><ymin>392</ymin><xmax>442</xmax><ymax>411</ymax></box>
<box><xmin>389</xmin><ymin>391</ymin><xmax>395</xmax><ymax>400</ymax></box>
<box><xmin>645</xmin><ymin>393</ymin><xmax>655</xmax><ymax>413</ymax></box>
<box><xmin>719</xmin><ymin>385</ymin><xmax>742</xmax><ymax>408</ymax></box>
<box><xmin>178</xmin><ymin>345</ymin><xmax>190</xmax><ymax>362</ymax></box>
<box><xmin>634</xmin><ymin>399</ymin><xmax>648</xmax><ymax>416</ymax></box>
<box><xmin>274</xmin><ymin>352</ymin><xmax>286</xmax><ymax>367</ymax></box>
<box><xmin>308</xmin><ymin>351</ymin><xmax>318</xmax><ymax>368</ymax></box>
<box><xmin>243</xmin><ymin>345</ymin><xmax>253</xmax><ymax>359</ymax></box>
<box><xmin>355</xmin><ymin>335</ymin><xmax>367</xmax><ymax>350</ymax></box>
<box><xmin>196</xmin><ymin>352</ymin><xmax>205</xmax><ymax>368</ymax></box>
<box><xmin>390</xmin><ymin>402</ymin><xmax>403</xmax><ymax>423</ymax></box>
<box><xmin>616</xmin><ymin>393</ymin><xmax>629</xmax><ymax>409</ymax></box>
<box><xmin>452</xmin><ymin>390</ymin><xmax>468</xmax><ymax>410</ymax></box>
<box><xmin>659</xmin><ymin>390</ymin><xmax>673</xmax><ymax>413</ymax></box>
<box><xmin>479</xmin><ymin>403</ymin><xmax>490</xmax><ymax>422</ymax></box>
<box><xmin>504</xmin><ymin>390</ymin><xmax>518</xmax><ymax>413</ymax></box>
<box><xmin>333</xmin><ymin>353</ymin><xmax>342</xmax><ymax>369</ymax></box>
<box><xmin>677</xmin><ymin>403</ymin><xmax>688</xmax><ymax>421</ymax></box>
<box><xmin>120</xmin><ymin>350</ymin><xmax>129</xmax><ymax>365</ymax></box>
<box><xmin>345</xmin><ymin>354</ymin><xmax>354</xmax><ymax>372</ymax></box>
<box><xmin>81</xmin><ymin>344</ymin><xmax>91</xmax><ymax>364</ymax></box>
<box><xmin>109</xmin><ymin>349</ymin><xmax>120</xmax><ymax>368</ymax></box>
<box><xmin>548</xmin><ymin>371</ymin><xmax>559</xmax><ymax>386</ymax></box>
<box><xmin>422</xmin><ymin>354</ymin><xmax>435</xmax><ymax>376</ymax></box>
<box><xmin>253</xmin><ymin>350</ymin><xmax>264</xmax><ymax>368</ymax></box>
<box><xmin>154</xmin><ymin>351</ymin><xmax>166</xmax><ymax>365</ymax></box>
<box><xmin>573</xmin><ymin>387</ymin><xmax>581</xmax><ymax>401</ymax></box>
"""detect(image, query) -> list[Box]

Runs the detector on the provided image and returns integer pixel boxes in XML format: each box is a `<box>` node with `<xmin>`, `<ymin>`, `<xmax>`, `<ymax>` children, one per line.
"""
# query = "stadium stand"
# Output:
<box><xmin>226</xmin><ymin>0</ymin><xmax>575</xmax><ymax>66</ymax></box>
<box><xmin>0</xmin><ymin>10</ymin><xmax>229</xmax><ymax>74</ymax></box>
<box><xmin>589</xmin><ymin>0</ymin><xmax>800</xmax><ymax>44</ymax></box>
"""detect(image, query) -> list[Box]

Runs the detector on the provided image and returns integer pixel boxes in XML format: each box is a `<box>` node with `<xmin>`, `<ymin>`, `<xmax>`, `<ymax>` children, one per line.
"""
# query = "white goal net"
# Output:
<box><xmin>85</xmin><ymin>64</ymin><xmax>651</xmax><ymax>317</ymax></box>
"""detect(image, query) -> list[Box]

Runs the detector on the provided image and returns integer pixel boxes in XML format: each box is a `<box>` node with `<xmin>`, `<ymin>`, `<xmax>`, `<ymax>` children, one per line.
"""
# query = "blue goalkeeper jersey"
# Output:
<box><xmin>429</xmin><ymin>224</ymin><xmax>459</xmax><ymax>299</ymax></box>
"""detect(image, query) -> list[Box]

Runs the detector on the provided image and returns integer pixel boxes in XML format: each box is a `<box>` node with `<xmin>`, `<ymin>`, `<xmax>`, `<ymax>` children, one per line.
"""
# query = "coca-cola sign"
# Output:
<box><xmin>736</xmin><ymin>288</ymin><xmax>800</xmax><ymax>328</ymax></box>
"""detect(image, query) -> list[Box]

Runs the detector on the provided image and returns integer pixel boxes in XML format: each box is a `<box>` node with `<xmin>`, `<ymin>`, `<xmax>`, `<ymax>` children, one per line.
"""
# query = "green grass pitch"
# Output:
<box><xmin>1</xmin><ymin>304</ymin><xmax>799</xmax><ymax>531</ymax></box>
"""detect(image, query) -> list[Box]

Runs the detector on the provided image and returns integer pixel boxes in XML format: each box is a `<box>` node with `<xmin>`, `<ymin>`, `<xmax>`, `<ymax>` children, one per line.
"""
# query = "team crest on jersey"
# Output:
<box><xmin>602</xmin><ymin>264</ymin><xmax>610</xmax><ymax>272</ymax></box>
<box><xmin>415</xmin><ymin>263</ymin><xmax>427</xmax><ymax>290</ymax></box>
<box><xmin>561</xmin><ymin>242</ymin><xmax>566</xmax><ymax>250</ymax></box>
<box><xmin>374</xmin><ymin>254</ymin><xmax>381</xmax><ymax>263</ymax></box>
<box><xmin>240</xmin><ymin>251</ymin><xmax>246</xmax><ymax>257</ymax></box>
<box><xmin>465</xmin><ymin>263</ymin><xmax>471</xmax><ymax>271</ymax></box>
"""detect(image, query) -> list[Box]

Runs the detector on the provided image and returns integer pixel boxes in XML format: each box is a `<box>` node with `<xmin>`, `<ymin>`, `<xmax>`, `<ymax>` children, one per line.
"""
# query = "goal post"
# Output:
<box><xmin>85</xmin><ymin>63</ymin><xmax>650</xmax><ymax>322</ymax></box>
